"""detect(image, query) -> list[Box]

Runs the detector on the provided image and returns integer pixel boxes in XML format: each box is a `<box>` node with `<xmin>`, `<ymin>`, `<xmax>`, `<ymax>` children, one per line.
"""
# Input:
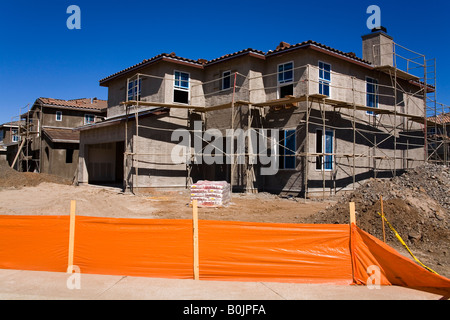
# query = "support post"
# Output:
<box><xmin>349</xmin><ymin>202</ymin><xmax>356</xmax><ymax>226</ymax></box>
<box><xmin>351</xmin><ymin>77</ymin><xmax>356</xmax><ymax>190</ymax></box>
<box><xmin>380</xmin><ymin>195</ymin><xmax>386</xmax><ymax>242</ymax></box>
<box><xmin>304</xmin><ymin>66</ymin><xmax>310</xmax><ymax>202</ymax></box>
<box><xmin>321</xmin><ymin>100</ymin><xmax>326</xmax><ymax>199</ymax></box>
<box><xmin>192</xmin><ymin>199</ymin><xmax>199</xmax><ymax>280</ymax></box>
<box><xmin>10</xmin><ymin>139</ymin><xmax>26</xmax><ymax>169</ymax></box>
<box><xmin>230</xmin><ymin>73</ymin><xmax>238</xmax><ymax>190</ymax></box>
<box><xmin>67</xmin><ymin>200</ymin><xmax>76</xmax><ymax>273</ymax></box>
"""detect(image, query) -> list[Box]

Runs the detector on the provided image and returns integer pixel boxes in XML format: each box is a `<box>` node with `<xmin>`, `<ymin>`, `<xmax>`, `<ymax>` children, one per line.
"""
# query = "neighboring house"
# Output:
<box><xmin>0</xmin><ymin>121</ymin><xmax>23</xmax><ymax>167</ymax></box>
<box><xmin>14</xmin><ymin>97</ymin><xmax>106</xmax><ymax>179</ymax></box>
<box><xmin>78</xmin><ymin>28</ymin><xmax>432</xmax><ymax>196</ymax></box>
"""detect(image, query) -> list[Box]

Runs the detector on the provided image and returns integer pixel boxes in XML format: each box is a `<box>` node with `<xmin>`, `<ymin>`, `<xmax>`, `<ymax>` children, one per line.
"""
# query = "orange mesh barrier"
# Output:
<box><xmin>75</xmin><ymin>217</ymin><xmax>194</xmax><ymax>279</ymax></box>
<box><xmin>0</xmin><ymin>215</ymin><xmax>69</xmax><ymax>272</ymax></box>
<box><xmin>351</xmin><ymin>224</ymin><xmax>450</xmax><ymax>296</ymax></box>
<box><xmin>0</xmin><ymin>215</ymin><xmax>449</xmax><ymax>295</ymax></box>
<box><xmin>74</xmin><ymin>217</ymin><xmax>353</xmax><ymax>284</ymax></box>
<box><xmin>198</xmin><ymin>220</ymin><xmax>352</xmax><ymax>284</ymax></box>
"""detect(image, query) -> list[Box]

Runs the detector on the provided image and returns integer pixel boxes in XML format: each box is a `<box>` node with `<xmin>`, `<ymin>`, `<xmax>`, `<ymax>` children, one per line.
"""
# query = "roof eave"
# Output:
<box><xmin>50</xmin><ymin>139</ymin><xmax>80</xmax><ymax>144</ymax></box>
<box><xmin>308</xmin><ymin>44</ymin><xmax>373</xmax><ymax>69</ymax></box>
<box><xmin>205</xmin><ymin>50</ymin><xmax>266</xmax><ymax>67</ymax></box>
<box><xmin>40</xmin><ymin>103</ymin><xmax>106</xmax><ymax>113</ymax></box>
<box><xmin>76</xmin><ymin>107</ymin><xmax>167</xmax><ymax>131</ymax></box>
<box><xmin>99</xmin><ymin>56</ymin><xmax>204</xmax><ymax>86</ymax></box>
<box><xmin>266</xmin><ymin>42</ymin><xmax>372</xmax><ymax>69</ymax></box>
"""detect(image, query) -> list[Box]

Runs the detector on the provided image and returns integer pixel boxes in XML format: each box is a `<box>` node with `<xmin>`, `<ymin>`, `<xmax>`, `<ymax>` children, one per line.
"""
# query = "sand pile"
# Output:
<box><xmin>0</xmin><ymin>161</ymin><xmax>71</xmax><ymax>188</ymax></box>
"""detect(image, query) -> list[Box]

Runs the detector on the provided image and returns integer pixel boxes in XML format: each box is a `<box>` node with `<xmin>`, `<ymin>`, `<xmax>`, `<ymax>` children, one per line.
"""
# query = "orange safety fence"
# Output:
<box><xmin>350</xmin><ymin>224</ymin><xmax>450</xmax><ymax>296</ymax></box>
<box><xmin>199</xmin><ymin>220</ymin><xmax>353</xmax><ymax>284</ymax></box>
<box><xmin>0</xmin><ymin>215</ymin><xmax>449</xmax><ymax>295</ymax></box>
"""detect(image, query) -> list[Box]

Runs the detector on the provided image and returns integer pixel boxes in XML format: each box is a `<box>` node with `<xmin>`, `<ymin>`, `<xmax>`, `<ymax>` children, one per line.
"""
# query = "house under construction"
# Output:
<box><xmin>10</xmin><ymin>98</ymin><xmax>107</xmax><ymax>179</ymax></box>
<box><xmin>77</xmin><ymin>28</ymin><xmax>444</xmax><ymax>197</ymax></box>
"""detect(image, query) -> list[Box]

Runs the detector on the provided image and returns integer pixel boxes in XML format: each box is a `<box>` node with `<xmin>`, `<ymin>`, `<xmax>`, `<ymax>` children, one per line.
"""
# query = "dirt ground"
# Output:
<box><xmin>0</xmin><ymin>161</ymin><xmax>449</xmax><ymax>279</ymax></box>
<box><xmin>0</xmin><ymin>182</ymin><xmax>331</xmax><ymax>223</ymax></box>
<box><xmin>0</xmin><ymin>160</ymin><xmax>330</xmax><ymax>222</ymax></box>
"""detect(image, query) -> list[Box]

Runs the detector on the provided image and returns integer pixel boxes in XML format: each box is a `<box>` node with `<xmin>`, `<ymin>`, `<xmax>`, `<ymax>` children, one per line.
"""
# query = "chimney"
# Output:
<box><xmin>362</xmin><ymin>26</ymin><xmax>394</xmax><ymax>66</ymax></box>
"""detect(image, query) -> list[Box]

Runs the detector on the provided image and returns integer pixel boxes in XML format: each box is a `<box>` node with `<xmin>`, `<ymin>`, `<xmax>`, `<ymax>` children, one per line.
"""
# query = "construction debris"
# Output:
<box><xmin>301</xmin><ymin>163</ymin><xmax>450</xmax><ymax>278</ymax></box>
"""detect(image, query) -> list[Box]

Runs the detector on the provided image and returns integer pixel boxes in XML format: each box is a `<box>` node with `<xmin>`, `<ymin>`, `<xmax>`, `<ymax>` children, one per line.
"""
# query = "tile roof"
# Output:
<box><xmin>99</xmin><ymin>52</ymin><xmax>204</xmax><ymax>84</ymax></box>
<box><xmin>37</xmin><ymin>97</ymin><xmax>107</xmax><ymax>111</ymax></box>
<box><xmin>98</xmin><ymin>40</ymin><xmax>370</xmax><ymax>85</ymax></box>
<box><xmin>205</xmin><ymin>48</ymin><xmax>265</xmax><ymax>65</ymax></box>
<box><xmin>42</xmin><ymin>127</ymin><xmax>80</xmax><ymax>143</ymax></box>
<box><xmin>428</xmin><ymin>113</ymin><xmax>450</xmax><ymax>124</ymax></box>
<box><xmin>266</xmin><ymin>40</ymin><xmax>371</xmax><ymax>64</ymax></box>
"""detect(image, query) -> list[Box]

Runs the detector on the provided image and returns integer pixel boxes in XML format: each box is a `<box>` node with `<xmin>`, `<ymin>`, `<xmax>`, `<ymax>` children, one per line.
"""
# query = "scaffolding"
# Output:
<box><xmin>425</xmin><ymin>58</ymin><xmax>450</xmax><ymax>166</ymax></box>
<box><xmin>9</xmin><ymin>104</ymin><xmax>41</xmax><ymax>172</ymax></box>
<box><xmin>119</xmin><ymin>40</ymin><xmax>445</xmax><ymax>198</ymax></box>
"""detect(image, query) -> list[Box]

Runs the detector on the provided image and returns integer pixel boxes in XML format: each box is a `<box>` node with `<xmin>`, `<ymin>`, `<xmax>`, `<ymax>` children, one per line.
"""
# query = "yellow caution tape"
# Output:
<box><xmin>377</xmin><ymin>212</ymin><xmax>439</xmax><ymax>275</ymax></box>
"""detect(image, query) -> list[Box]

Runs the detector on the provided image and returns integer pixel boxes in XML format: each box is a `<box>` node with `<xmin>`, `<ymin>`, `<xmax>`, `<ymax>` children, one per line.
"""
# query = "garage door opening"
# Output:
<box><xmin>87</xmin><ymin>141</ymin><xmax>124</xmax><ymax>188</ymax></box>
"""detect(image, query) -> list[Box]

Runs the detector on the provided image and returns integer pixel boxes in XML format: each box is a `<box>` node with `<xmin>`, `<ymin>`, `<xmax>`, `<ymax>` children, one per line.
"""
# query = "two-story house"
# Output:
<box><xmin>16</xmin><ymin>97</ymin><xmax>107</xmax><ymax>180</ymax></box>
<box><xmin>78</xmin><ymin>28</ymin><xmax>431</xmax><ymax>196</ymax></box>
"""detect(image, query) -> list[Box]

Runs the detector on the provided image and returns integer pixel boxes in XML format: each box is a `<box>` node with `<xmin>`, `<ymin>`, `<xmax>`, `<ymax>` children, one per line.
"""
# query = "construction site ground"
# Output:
<box><xmin>0</xmin><ymin>161</ymin><xmax>449</xmax><ymax>293</ymax></box>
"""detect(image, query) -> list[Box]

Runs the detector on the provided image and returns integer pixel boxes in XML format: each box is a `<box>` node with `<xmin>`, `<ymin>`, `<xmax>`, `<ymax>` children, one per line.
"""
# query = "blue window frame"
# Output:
<box><xmin>278</xmin><ymin>62</ymin><xmax>293</xmax><ymax>84</ymax></box>
<box><xmin>84</xmin><ymin>114</ymin><xmax>95</xmax><ymax>125</ymax></box>
<box><xmin>174</xmin><ymin>71</ymin><xmax>190</xmax><ymax>104</ymax></box>
<box><xmin>316</xmin><ymin>129</ymin><xmax>334</xmax><ymax>170</ymax></box>
<box><xmin>127</xmin><ymin>78</ymin><xmax>142</xmax><ymax>101</ymax></box>
<box><xmin>366</xmin><ymin>77</ymin><xmax>379</xmax><ymax>115</ymax></box>
<box><xmin>11</xmin><ymin>129</ymin><xmax>19</xmax><ymax>142</ymax></box>
<box><xmin>279</xmin><ymin>129</ymin><xmax>296</xmax><ymax>169</ymax></box>
<box><xmin>319</xmin><ymin>62</ymin><xmax>331</xmax><ymax>96</ymax></box>
<box><xmin>174</xmin><ymin>71</ymin><xmax>189</xmax><ymax>90</ymax></box>
<box><xmin>324</xmin><ymin>130</ymin><xmax>334</xmax><ymax>170</ymax></box>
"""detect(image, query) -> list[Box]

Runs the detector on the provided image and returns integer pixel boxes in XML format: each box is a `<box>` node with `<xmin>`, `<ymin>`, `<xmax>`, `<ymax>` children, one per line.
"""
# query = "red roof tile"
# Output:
<box><xmin>266</xmin><ymin>40</ymin><xmax>371</xmax><ymax>64</ymax></box>
<box><xmin>99</xmin><ymin>53</ymin><xmax>204</xmax><ymax>84</ymax></box>
<box><xmin>428</xmin><ymin>113</ymin><xmax>450</xmax><ymax>124</ymax></box>
<box><xmin>38</xmin><ymin>97</ymin><xmax>107</xmax><ymax>111</ymax></box>
<box><xmin>205</xmin><ymin>48</ymin><xmax>265</xmax><ymax>65</ymax></box>
<box><xmin>98</xmin><ymin>40</ymin><xmax>371</xmax><ymax>85</ymax></box>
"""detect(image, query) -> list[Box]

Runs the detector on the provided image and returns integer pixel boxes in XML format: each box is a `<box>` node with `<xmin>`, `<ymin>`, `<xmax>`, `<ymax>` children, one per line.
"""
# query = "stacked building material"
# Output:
<box><xmin>190</xmin><ymin>180</ymin><xmax>231</xmax><ymax>207</ymax></box>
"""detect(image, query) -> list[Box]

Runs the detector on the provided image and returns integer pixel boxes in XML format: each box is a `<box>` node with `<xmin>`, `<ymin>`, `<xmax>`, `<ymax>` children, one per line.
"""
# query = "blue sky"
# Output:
<box><xmin>0</xmin><ymin>0</ymin><xmax>449</xmax><ymax>124</ymax></box>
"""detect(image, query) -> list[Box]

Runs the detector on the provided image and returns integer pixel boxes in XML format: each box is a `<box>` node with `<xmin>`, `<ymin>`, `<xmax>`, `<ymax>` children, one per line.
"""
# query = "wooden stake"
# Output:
<box><xmin>349</xmin><ymin>202</ymin><xmax>356</xmax><ymax>226</ymax></box>
<box><xmin>67</xmin><ymin>200</ymin><xmax>76</xmax><ymax>273</ymax></box>
<box><xmin>192</xmin><ymin>199</ymin><xmax>199</xmax><ymax>280</ymax></box>
<box><xmin>380</xmin><ymin>195</ymin><xmax>386</xmax><ymax>242</ymax></box>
